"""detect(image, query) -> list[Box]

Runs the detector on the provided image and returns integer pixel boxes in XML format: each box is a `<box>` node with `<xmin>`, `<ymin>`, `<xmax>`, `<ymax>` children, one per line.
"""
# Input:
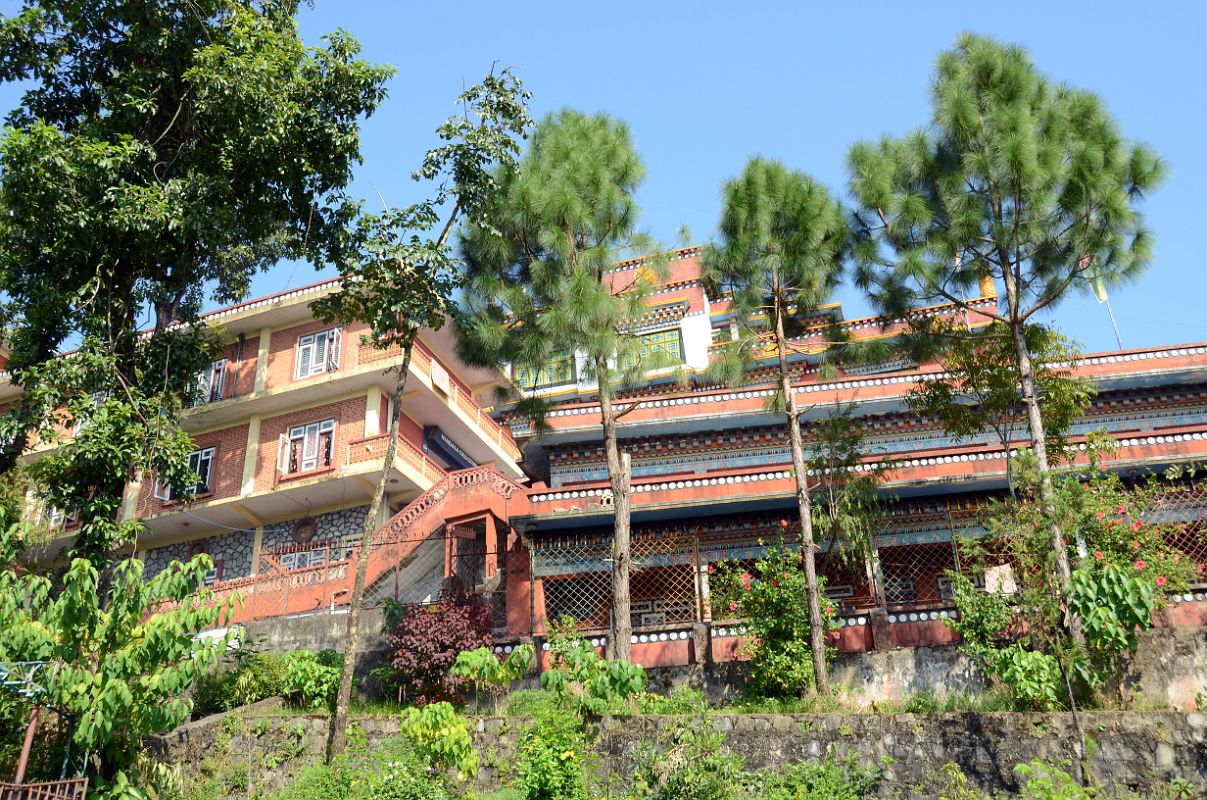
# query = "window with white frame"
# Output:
<box><xmin>193</xmin><ymin>359</ymin><xmax>229</xmax><ymax>405</ymax></box>
<box><xmin>276</xmin><ymin>547</ymin><xmax>328</xmax><ymax>570</ymax></box>
<box><xmin>278</xmin><ymin>419</ymin><xmax>336</xmax><ymax>475</ymax></box>
<box><xmin>154</xmin><ymin>447</ymin><xmax>215</xmax><ymax>501</ymax></box>
<box><xmin>294</xmin><ymin>328</ymin><xmax>342</xmax><ymax>379</ymax></box>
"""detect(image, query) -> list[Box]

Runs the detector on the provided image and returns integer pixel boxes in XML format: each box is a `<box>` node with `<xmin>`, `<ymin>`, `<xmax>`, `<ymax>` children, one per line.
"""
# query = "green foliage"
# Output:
<box><xmin>808</xmin><ymin>406</ymin><xmax>889</xmax><ymax>562</ymax></box>
<box><xmin>512</xmin><ymin>708</ymin><xmax>592</xmax><ymax>800</ymax></box>
<box><xmin>701</xmin><ymin>157</ymin><xmax>850</xmax><ymax>395</ymax></box>
<box><xmin>0</xmin><ymin>513</ymin><xmax>233</xmax><ymax>793</ymax></box>
<box><xmin>635</xmin><ymin>686</ymin><xmax>711</xmax><ymax>715</ymax></box>
<box><xmin>268</xmin><ymin>761</ymin><xmax>352</xmax><ymax>800</ymax></box>
<box><xmin>946</xmin><ymin>457</ymin><xmax>1191</xmax><ymax>710</ymax></box>
<box><xmin>631</xmin><ymin>724</ymin><xmax>748</xmax><ymax>800</ymax></box>
<box><xmin>711</xmin><ymin>544</ymin><xmax>837</xmax><ymax>698</ymax></box>
<box><xmin>458</xmin><ymin>109</ymin><xmax>676</xmax><ymax>418</ymax></box>
<box><xmin>538</xmin><ymin>619</ymin><xmax>647</xmax><ymax>716</ymax></box>
<box><xmin>850</xmin><ymin>33</ymin><xmax>1165</xmax><ymax>324</ymax></box>
<box><xmin>907</xmin><ymin>323</ymin><xmax>1095</xmax><ymax>485</ymax></box>
<box><xmin>756</xmin><ymin>753</ymin><xmax>886</xmax><ymax>799</ymax></box>
<box><xmin>284</xmin><ymin>649</ymin><xmax>342</xmax><ymax>710</ymax></box>
<box><xmin>229</xmin><ymin>652</ymin><xmax>291</xmax><ymax>710</ymax></box>
<box><xmin>1013</xmin><ymin>760</ymin><xmax>1092</xmax><ymax>800</ymax></box>
<box><xmin>400</xmin><ymin>701</ymin><xmax>479</xmax><ymax>778</ymax></box>
<box><xmin>452</xmin><ymin>644</ymin><xmax>535</xmax><ymax>694</ymax></box>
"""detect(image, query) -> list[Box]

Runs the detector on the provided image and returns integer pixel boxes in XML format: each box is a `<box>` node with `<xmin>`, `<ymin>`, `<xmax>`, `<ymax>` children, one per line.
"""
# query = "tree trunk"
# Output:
<box><xmin>598</xmin><ymin>365</ymin><xmax>633</xmax><ymax>663</ymax></box>
<box><xmin>774</xmin><ymin>308</ymin><xmax>829</xmax><ymax>693</ymax></box>
<box><xmin>327</xmin><ymin>329</ymin><xmax>415</xmax><ymax>760</ymax></box>
<box><xmin>1001</xmin><ymin>298</ymin><xmax>1083</xmax><ymax>644</ymax></box>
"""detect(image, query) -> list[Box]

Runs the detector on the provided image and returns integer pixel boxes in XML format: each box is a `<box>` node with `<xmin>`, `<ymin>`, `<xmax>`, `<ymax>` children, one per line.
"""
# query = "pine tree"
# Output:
<box><xmin>848</xmin><ymin>33</ymin><xmax>1165</xmax><ymax>632</ymax></box>
<box><xmin>458</xmin><ymin>110</ymin><xmax>670</xmax><ymax>662</ymax></box>
<box><xmin>702</xmin><ymin>158</ymin><xmax>849</xmax><ymax>692</ymax></box>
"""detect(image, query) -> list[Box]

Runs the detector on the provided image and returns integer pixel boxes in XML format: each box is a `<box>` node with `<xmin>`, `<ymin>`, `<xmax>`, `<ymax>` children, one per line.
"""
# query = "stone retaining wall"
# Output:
<box><xmin>152</xmin><ymin>704</ymin><xmax>1207</xmax><ymax>798</ymax></box>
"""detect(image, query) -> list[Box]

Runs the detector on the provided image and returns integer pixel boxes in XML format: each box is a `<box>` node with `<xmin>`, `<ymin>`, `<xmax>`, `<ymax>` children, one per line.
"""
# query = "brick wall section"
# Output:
<box><xmin>264</xmin><ymin>317</ymin><xmax>369</xmax><ymax>392</ymax></box>
<box><xmin>254</xmin><ymin>396</ymin><xmax>367</xmax><ymax>492</ymax></box>
<box><xmin>137</xmin><ymin>423</ymin><xmax>250</xmax><ymax>517</ymax></box>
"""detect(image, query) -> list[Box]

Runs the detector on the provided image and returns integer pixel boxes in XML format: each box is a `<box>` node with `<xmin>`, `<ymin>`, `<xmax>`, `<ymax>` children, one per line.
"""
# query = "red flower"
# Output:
<box><xmin>728</xmin><ymin>602</ymin><xmax>738</xmax><ymax>612</ymax></box>
<box><xmin>1135</xmin><ymin>559</ymin><xmax>1147</xmax><ymax>571</ymax></box>
<box><xmin>1131</xmin><ymin>521</ymin><xmax>1143</xmax><ymax>532</ymax></box>
<box><xmin>707</xmin><ymin>564</ymin><xmax>714</xmax><ymax>574</ymax></box>
<box><xmin>779</xmin><ymin>518</ymin><xmax>789</xmax><ymax>528</ymax></box>
<box><xmin>1116</xmin><ymin>505</ymin><xmax>1127</xmax><ymax>514</ymax></box>
<box><xmin>1094</xmin><ymin>551</ymin><xmax>1104</xmax><ymax>561</ymax></box>
<box><xmin>1156</xmin><ymin>576</ymin><xmax>1167</xmax><ymax>587</ymax></box>
<box><xmin>1095</xmin><ymin>511</ymin><xmax>1105</xmax><ymax>520</ymax></box>
<box><xmin>741</xmin><ymin>572</ymin><xmax>751</xmax><ymax>590</ymax></box>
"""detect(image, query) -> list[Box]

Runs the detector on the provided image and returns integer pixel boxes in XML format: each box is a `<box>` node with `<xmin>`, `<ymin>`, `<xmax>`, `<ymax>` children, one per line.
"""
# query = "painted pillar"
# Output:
<box><xmin>253</xmin><ymin>327</ymin><xmax>271</xmax><ymax>393</ymax></box>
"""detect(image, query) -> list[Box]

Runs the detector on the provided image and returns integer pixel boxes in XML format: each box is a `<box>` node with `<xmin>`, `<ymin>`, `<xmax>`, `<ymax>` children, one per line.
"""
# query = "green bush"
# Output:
<box><xmin>539</xmin><ymin>618</ymin><xmax>646</xmax><ymax>716</ymax></box>
<box><xmin>757</xmin><ymin>753</ymin><xmax>886</xmax><ymax>799</ymax></box>
<box><xmin>268</xmin><ymin>762</ymin><xmax>351</xmax><ymax>800</ymax></box>
<box><xmin>513</xmin><ymin>710</ymin><xmax>592</xmax><ymax>800</ymax></box>
<box><xmin>636</xmin><ymin>686</ymin><xmax>710</xmax><ymax>715</ymax></box>
<box><xmin>631</xmin><ymin>725</ymin><xmax>748</xmax><ymax>800</ymax></box>
<box><xmin>228</xmin><ymin>651</ymin><xmax>291</xmax><ymax>709</ymax></box>
<box><xmin>399</xmin><ymin>701</ymin><xmax>479</xmax><ymax>778</ymax></box>
<box><xmin>349</xmin><ymin>737</ymin><xmax>454</xmax><ymax>800</ymax></box>
<box><xmin>284</xmin><ymin>649</ymin><xmax>341</xmax><ymax>710</ymax></box>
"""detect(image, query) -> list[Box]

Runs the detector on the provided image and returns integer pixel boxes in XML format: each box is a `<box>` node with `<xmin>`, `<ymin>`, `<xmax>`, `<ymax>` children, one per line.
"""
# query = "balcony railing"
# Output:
<box><xmin>357</xmin><ymin>340</ymin><xmax>521</xmax><ymax>462</ymax></box>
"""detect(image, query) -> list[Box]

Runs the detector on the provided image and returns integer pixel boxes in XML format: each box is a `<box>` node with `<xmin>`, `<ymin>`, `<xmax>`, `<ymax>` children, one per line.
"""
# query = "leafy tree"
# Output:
<box><xmin>848</xmin><ymin>33</ymin><xmax>1165</xmax><ymax>627</ymax></box>
<box><xmin>0</xmin><ymin>513</ymin><xmax>232</xmax><ymax>795</ymax></box>
<box><xmin>311</xmin><ymin>67</ymin><xmax>531</xmax><ymax>759</ymax></box>
<box><xmin>701</xmin><ymin>158</ymin><xmax>848</xmax><ymax>690</ymax></box>
<box><xmin>458</xmin><ymin>110</ymin><xmax>674</xmax><ymax>662</ymax></box>
<box><xmin>946</xmin><ymin>452</ymin><xmax>1191</xmax><ymax>780</ymax></box>
<box><xmin>907</xmin><ymin>322</ymin><xmax>1094</xmax><ymax>493</ymax></box>
<box><xmin>0</xmin><ymin>0</ymin><xmax>392</xmax><ymax>566</ymax></box>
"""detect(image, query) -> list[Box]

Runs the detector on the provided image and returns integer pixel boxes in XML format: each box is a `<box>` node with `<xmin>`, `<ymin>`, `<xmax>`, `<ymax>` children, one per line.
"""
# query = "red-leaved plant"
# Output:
<box><xmin>384</xmin><ymin>581</ymin><xmax>493</xmax><ymax>705</ymax></box>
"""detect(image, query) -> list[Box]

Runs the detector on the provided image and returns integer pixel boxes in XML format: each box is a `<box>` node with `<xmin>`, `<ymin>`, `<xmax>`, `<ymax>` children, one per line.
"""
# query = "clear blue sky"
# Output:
<box><xmin>16</xmin><ymin>1</ymin><xmax>1207</xmax><ymax>353</ymax></box>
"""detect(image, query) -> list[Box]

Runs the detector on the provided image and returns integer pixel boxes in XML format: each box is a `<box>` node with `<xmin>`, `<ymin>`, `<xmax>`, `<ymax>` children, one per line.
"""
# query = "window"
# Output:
<box><xmin>47</xmin><ymin>506</ymin><xmax>77</xmax><ymax>527</ymax></box>
<box><xmin>154</xmin><ymin>447</ymin><xmax>215</xmax><ymax>501</ymax></box>
<box><xmin>513</xmin><ymin>352</ymin><xmax>575</xmax><ymax>389</ymax></box>
<box><xmin>294</xmin><ymin>328</ymin><xmax>342</xmax><ymax>379</ymax></box>
<box><xmin>623</xmin><ymin>329</ymin><xmax>683</xmax><ymax>370</ymax></box>
<box><xmin>193</xmin><ymin>359</ymin><xmax>229</xmax><ymax>405</ymax></box>
<box><xmin>277</xmin><ymin>546</ymin><xmax>328</xmax><ymax>570</ymax></box>
<box><xmin>72</xmin><ymin>391</ymin><xmax>110</xmax><ymax>435</ymax></box>
<box><xmin>278</xmin><ymin>419</ymin><xmax>336</xmax><ymax>475</ymax></box>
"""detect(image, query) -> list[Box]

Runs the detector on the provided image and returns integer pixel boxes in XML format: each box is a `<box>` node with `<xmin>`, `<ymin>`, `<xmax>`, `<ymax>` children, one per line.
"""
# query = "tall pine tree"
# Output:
<box><xmin>702</xmin><ymin>158</ymin><xmax>848</xmax><ymax>692</ymax></box>
<box><xmin>458</xmin><ymin>110</ymin><xmax>671</xmax><ymax>662</ymax></box>
<box><xmin>848</xmin><ymin>34</ymin><xmax>1164</xmax><ymax>628</ymax></box>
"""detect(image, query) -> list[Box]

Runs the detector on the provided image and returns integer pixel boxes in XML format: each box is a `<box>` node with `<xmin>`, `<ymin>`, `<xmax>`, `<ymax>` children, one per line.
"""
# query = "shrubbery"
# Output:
<box><xmin>711</xmin><ymin>543</ymin><xmax>837</xmax><ymax>698</ymax></box>
<box><xmin>379</xmin><ymin>583</ymin><xmax>494</xmax><ymax>705</ymax></box>
<box><xmin>190</xmin><ymin>646</ymin><xmax>343</xmax><ymax>717</ymax></box>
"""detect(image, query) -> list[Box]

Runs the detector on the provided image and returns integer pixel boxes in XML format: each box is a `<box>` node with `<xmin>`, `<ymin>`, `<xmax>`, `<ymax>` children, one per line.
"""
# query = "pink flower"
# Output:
<box><xmin>1131</xmin><ymin>521</ymin><xmax>1143</xmax><ymax>532</ymax></box>
<box><xmin>779</xmin><ymin>518</ymin><xmax>789</xmax><ymax>528</ymax></box>
<box><xmin>1094</xmin><ymin>551</ymin><xmax>1104</xmax><ymax>561</ymax></box>
<box><xmin>728</xmin><ymin>602</ymin><xmax>738</xmax><ymax>612</ymax></box>
<box><xmin>1156</xmin><ymin>576</ymin><xmax>1167</xmax><ymax>587</ymax></box>
<box><xmin>1095</xmin><ymin>511</ymin><xmax>1105</xmax><ymax>521</ymax></box>
<box><xmin>1117</xmin><ymin>505</ymin><xmax>1127</xmax><ymax>514</ymax></box>
<box><xmin>1135</xmin><ymin>559</ymin><xmax>1147</xmax><ymax>571</ymax></box>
